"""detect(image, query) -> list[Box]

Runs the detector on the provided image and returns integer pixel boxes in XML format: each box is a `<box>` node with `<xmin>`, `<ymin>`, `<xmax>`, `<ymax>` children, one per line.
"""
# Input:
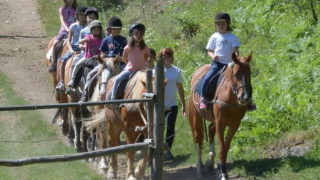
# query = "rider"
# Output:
<box><xmin>78</xmin><ymin>16</ymin><xmax>127</xmax><ymax>102</ymax></box>
<box><xmin>67</xmin><ymin>20</ymin><xmax>103</xmax><ymax>90</ymax></box>
<box><xmin>109</xmin><ymin>23</ymin><xmax>149</xmax><ymax>107</ymax></box>
<box><xmin>55</xmin><ymin>6</ymin><xmax>87</xmax><ymax>93</ymax></box>
<box><xmin>48</xmin><ymin>0</ymin><xmax>77</xmax><ymax>72</ymax></box>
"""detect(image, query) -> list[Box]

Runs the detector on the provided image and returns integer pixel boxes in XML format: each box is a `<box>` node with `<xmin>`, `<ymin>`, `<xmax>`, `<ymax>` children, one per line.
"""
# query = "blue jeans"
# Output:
<box><xmin>200</xmin><ymin>61</ymin><xmax>226</xmax><ymax>98</ymax></box>
<box><xmin>111</xmin><ymin>70</ymin><xmax>133</xmax><ymax>99</ymax></box>
<box><xmin>165</xmin><ymin>106</ymin><xmax>178</xmax><ymax>148</ymax></box>
<box><xmin>60</xmin><ymin>45</ymin><xmax>80</xmax><ymax>62</ymax></box>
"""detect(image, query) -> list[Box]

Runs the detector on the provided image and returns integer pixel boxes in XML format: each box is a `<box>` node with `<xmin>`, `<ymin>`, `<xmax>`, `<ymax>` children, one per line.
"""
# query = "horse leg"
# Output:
<box><xmin>97</xmin><ymin>126</ymin><xmax>108</xmax><ymax>174</ymax></box>
<box><xmin>134</xmin><ymin>133</ymin><xmax>148</xmax><ymax>179</ymax></box>
<box><xmin>188</xmin><ymin>106</ymin><xmax>204</xmax><ymax>178</ymax></box>
<box><xmin>61</xmin><ymin>108</ymin><xmax>69</xmax><ymax>136</ymax></box>
<box><xmin>107</xmin><ymin>126</ymin><xmax>120</xmax><ymax>179</ymax></box>
<box><xmin>205</xmin><ymin>123</ymin><xmax>216</xmax><ymax>172</ymax></box>
<box><xmin>216</xmin><ymin>120</ymin><xmax>228</xmax><ymax>180</ymax></box>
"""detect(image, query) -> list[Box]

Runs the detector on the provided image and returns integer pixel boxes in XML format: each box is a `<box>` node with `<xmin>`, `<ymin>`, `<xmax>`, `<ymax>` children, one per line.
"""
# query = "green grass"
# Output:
<box><xmin>0</xmin><ymin>72</ymin><xmax>104</xmax><ymax>180</ymax></box>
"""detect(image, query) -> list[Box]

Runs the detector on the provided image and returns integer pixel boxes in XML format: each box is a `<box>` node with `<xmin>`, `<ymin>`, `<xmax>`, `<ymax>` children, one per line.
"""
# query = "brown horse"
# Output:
<box><xmin>45</xmin><ymin>37</ymin><xmax>71</xmax><ymax>138</ymax></box>
<box><xmin>86</xmin><ymin>71</ymin><xmax>154</xmax><ymax>180</ymax></box>
<box><xmin>188</xmin><ymin>52</ymin><xmax>252</xmax><ymax>179</ymax></box>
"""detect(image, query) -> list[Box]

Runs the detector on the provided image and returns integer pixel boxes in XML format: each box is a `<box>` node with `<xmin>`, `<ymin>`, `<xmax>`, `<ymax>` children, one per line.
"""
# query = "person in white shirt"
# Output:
<box><xmin>159</xmin><ymin>47</ymin><xmax>186</xmax><ymax>161</ymax></box>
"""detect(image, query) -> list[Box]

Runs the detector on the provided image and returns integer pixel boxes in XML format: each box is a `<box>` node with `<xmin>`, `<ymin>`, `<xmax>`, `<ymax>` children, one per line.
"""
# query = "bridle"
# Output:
<box><xmin>213</xmin><ymin>63</ymin><xmax>249</xmax><ymax>109</ymax></box>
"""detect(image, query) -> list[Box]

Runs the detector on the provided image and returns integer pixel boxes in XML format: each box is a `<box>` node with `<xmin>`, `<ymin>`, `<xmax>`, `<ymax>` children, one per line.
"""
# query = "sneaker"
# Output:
<box><xmin>199</xmin><ymin>98</ymin><xmax>207</xmax><ymax>110</ymax></box>
<box><xmin>67</xmin><ymin>79</ymin><xmax>75</xmax><ymax>88</ymax></box>
<box><xmin>247</xmin><ymin>100</ymin><xmax>257</xmax><ymax>111</ymax></box>
<box><xmin>48</xmin><ymin>63</ymin><xmax>56</xmax><ymax>73</ymax></box>
<box><xmin>164</xmin><ymin>151</ymin><xmax>174</xmax><ymax>161</ymax></box>
<box><xmin>55</xmin><ymin>82</ymin><xmax>65</xmax><ymax>93</ymax></box>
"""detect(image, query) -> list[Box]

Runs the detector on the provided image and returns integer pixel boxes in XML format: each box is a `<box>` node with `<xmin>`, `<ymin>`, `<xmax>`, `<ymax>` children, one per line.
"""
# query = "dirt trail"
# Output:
<box><xmin>0</xmin><ymin>0</ymin><xmax>223</xmax><ymax>179</ymax></box>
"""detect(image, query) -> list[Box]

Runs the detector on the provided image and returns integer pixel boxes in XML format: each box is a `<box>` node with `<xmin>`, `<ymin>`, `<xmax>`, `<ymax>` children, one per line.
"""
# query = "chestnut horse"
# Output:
<box><xmin>45</xmin><ymin>37</ymin><xmax>71</xmax><ymax>138</ymax></box>
<box><xmin>188</xmin><ymin>52</ymin><xmax>252</xmax><ymax>179</ymax></box>
<box><xmin>86</xmin><ymin>71</ymin><xmax>153</xmax><ymax>180</ymax></box>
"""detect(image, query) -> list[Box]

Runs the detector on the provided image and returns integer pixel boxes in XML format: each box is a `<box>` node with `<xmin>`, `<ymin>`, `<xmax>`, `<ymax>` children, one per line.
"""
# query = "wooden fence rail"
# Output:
<box><xmin>0</xmin><ymin>142</ymin><xmax>151</xmax><ymax>167</ymax></box>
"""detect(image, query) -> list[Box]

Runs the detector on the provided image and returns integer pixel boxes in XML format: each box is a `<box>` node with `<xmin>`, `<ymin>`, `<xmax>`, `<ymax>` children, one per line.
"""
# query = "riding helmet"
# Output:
<box><xmin>128</xmin><ymin>23</ymin><xmax>145</xmax><ymax>36</ymax></box>
<box><xmin>107</xmin><ymin>16</ymin><xmax>122</xmax><ymax>28</ymax></box>
<box><xmin>214</xmin><ymin>11</ymin><xmax>231</xmax><ymax>24</ymax></box>
<box><xmin>85</xmin><ymin>7</ymin><xmax>99</xmax><ymax>19</ymax></box>
<box><xmin>76</xmin><ymin>6</ymin><xmax>87</xmax><ymax>15</ymax></box>
<box><xmin>89</xmin><ymin>20</ymin><xmax>102</xmax><ymax>31</ymax></box>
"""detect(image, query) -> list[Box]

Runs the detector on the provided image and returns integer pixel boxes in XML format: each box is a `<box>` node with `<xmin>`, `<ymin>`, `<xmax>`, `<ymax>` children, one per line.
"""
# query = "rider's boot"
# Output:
<box><xmin>79</xmin><ymin>81</ymin><xmax>89</xmax><ymax>102</ymax></box>
<box><xmin>55</xmin><ymin>60</ymin><xmax>66</xmax><ymax>93</ymax></box>
<box><xmin>48</xmin><ymin>42</ymin><xmax>58</xmax><ymax>72</ymax></box>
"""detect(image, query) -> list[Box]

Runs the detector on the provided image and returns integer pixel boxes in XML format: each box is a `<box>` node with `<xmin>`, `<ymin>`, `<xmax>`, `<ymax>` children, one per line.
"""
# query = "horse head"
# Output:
<box><xmin>224</xmin><ymin>51</ymin><xmax>252</xmax><ymax>106</ymax></box>
<box><xmin>97</xmin><ymin>54</ymin><xmax>121</xmax><ymax>85</ymax></box>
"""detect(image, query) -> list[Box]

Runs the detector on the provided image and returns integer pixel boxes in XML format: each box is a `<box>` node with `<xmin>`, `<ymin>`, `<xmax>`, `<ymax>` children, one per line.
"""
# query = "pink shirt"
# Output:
<box><xmin>123</xmin><ymin>45</ymin><xmax>149</xmax><ymax>71</ymax></box>
<box><xmin>83</xmin><ymin>35</ymin><xmax>103</xmax><ymax>58</ymax></box>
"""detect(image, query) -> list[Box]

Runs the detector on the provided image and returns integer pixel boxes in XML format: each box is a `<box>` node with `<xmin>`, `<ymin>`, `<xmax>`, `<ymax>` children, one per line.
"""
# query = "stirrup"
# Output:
<box><xmin>55</xmin><ymin>82</ymin><xmax>65</xmax><ymax>93</ymax></box>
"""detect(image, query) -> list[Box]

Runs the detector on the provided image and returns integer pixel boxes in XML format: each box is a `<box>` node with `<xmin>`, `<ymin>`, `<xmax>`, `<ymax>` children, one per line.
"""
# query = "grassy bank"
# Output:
<box><xmin>0</xmin><ymin>52</ymin><xmax>102</xmax><ymax>180</ymax></box>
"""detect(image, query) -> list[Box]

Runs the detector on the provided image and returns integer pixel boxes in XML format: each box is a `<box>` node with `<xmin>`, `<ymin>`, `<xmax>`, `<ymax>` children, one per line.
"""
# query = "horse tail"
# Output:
<box><xmin>83</xmin><ymin>109</ymin><xmax>106</xmax><ymax>132</ymax></box>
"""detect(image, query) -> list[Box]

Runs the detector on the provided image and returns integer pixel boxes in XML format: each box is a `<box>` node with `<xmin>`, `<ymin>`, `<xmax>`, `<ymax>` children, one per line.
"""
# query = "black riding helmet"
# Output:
<box><xmin>129</xmin><ymin>23</ymin><xmax>145</xmax><ymax>36</ymax></box>
<box><xmin>214</xmin><ymin>11</ymin><xmax>231</xmax><ymax>24</ymax></box>
<box><xmin>107</xmin><ymin>16</ymin><xmax>122</xmax><ymax>28</ymax></box>
<box><xmin>75</xmin><ymin>6</ymin><xmax>87</xmax><ymax>21</ymax></box>
<box><xmin>85</xmin><ymin>7</ymin><xmax>99</xmax><ymax>19</ymax></box>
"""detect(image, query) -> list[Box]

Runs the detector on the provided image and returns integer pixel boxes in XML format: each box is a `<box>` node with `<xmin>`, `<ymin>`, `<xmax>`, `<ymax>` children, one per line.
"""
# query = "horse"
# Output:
<box><xmin>85</xmin><ymin>70</ymin><xmax>156</xmax><ymax>180</ymax></box>
<box><xmin>45</xmin><ymin>37</ymin><xmax>71</xmax><ymax>138</ymax></box>
<box><xmin>63</xmin><ymin>54</ymin><xmax>120</xmax><ymax>153</ymax></box>
<box><xmin>187</xmin><ymin>52</ymin><xmax>252</xmax><ymax>180</ymax></box>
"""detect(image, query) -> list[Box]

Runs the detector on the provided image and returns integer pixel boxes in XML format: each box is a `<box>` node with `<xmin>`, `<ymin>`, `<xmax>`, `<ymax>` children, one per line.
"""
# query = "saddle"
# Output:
<box><xmin>108</xmin><ymin>72</ymin><xmax>136</xmax><ymax>100</ymax></box>
<box><xmin>194</xmin><ymin>66</ymin><xmax>226</xmax><ymax>101</ymax></box>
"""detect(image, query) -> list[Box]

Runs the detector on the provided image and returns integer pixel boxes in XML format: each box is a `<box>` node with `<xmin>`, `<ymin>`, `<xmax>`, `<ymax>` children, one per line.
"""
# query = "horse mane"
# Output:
<box><xmin>98</xmin><ymin>56</ymin><xmax>121</xmax><ymax>75</ymax></box>
<box><xmin>124</xmin><ymin>70</ymin><xmax>148</xmax><ymax>111</ymax></box>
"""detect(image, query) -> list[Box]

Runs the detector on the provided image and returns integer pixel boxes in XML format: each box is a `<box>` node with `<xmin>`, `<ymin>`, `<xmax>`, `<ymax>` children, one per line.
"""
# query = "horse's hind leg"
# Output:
<box><xmin>205</xmin><ymin>123</ymin><xmax>216</xmax><ymax>172</ymax></box>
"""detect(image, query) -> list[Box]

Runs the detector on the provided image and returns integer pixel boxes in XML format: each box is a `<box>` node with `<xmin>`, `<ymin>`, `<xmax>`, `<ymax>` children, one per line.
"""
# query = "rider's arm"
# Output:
<box><xmin>59</xmin><ymin>9</ymin><xmax>69</xmax><ymax>32</ymax></box>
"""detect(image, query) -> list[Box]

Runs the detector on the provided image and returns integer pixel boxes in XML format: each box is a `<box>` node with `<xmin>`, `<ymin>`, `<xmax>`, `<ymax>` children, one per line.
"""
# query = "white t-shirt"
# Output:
<box><xmin>206</xmin><ymin>32</ymin><xmax>240</xmax><ymax>64</ymax></box>
<box><xmin>164</xmin><ymin>65</ymin><xmax>183</xmax><ymax>109</ymax></box>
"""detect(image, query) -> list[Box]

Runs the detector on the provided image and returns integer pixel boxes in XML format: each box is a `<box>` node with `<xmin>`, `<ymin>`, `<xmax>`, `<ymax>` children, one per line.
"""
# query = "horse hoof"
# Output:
<box><xmin>217</xmin><ymin>173</ymin><xmax>228</xmax><ymax>180</ymax></box>
<box><xmin>67</xmin><ymin>139</ymin><xmax>74</xmax><ymax>146</ymax></box>
<box><xmin>128</xmin><ymin>175</ymin><xmax>137</xmax><ymax>180</ymax></box>
<box><xmin>107</xmin><ymin>172</ymin><xmax>116</xmax><ymax>179</ymax></box>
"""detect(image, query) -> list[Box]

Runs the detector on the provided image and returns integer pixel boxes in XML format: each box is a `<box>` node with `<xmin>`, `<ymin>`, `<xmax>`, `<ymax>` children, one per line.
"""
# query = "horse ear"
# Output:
<box><xmin>247</xmin><ymin>51</ymin><xmax>252</xmax><ymax>62</ymax></box>
<box><xmin>97</xmin><ymin>54</ymin><xmax>104</xmax><ymax>64</ymax></box>
<box><xmin>232</xmin><ymin>51</ymin><xmax>239</xmax><ymax>63</ymax></box>
<box><xmin>113</xmin><ymin>54</ymin><xmax>120</xmax><ymax>64</ymax></box>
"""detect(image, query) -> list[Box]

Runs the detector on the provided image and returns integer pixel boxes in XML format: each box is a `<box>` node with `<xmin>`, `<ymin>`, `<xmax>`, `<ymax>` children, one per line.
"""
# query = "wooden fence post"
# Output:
<box><xmin>152</xmin><ymin>57</ymin><xmax>164</xmax><ymax>180</ymax></box>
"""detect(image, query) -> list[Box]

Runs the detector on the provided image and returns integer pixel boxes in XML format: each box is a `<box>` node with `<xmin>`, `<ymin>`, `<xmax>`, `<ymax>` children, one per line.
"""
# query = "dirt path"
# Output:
<box><xmin>0</xmin><ymin>0</ymin><xmax>223</xmax><ymax>179</ymax></box>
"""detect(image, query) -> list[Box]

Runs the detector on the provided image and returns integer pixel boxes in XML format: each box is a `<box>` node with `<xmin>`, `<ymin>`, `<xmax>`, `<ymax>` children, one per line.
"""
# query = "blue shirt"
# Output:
<box><xmin>100</xmin><ymin>35</ymin><xmax>127</xmax><ymax>57</ymax></box>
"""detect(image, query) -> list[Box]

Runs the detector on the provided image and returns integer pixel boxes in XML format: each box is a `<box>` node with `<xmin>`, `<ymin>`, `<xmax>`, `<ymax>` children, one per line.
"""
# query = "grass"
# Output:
<box><xmin>0</xmin><ymin>73</ymin><xmax>104</xmax><ymax>179</ymax></box>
